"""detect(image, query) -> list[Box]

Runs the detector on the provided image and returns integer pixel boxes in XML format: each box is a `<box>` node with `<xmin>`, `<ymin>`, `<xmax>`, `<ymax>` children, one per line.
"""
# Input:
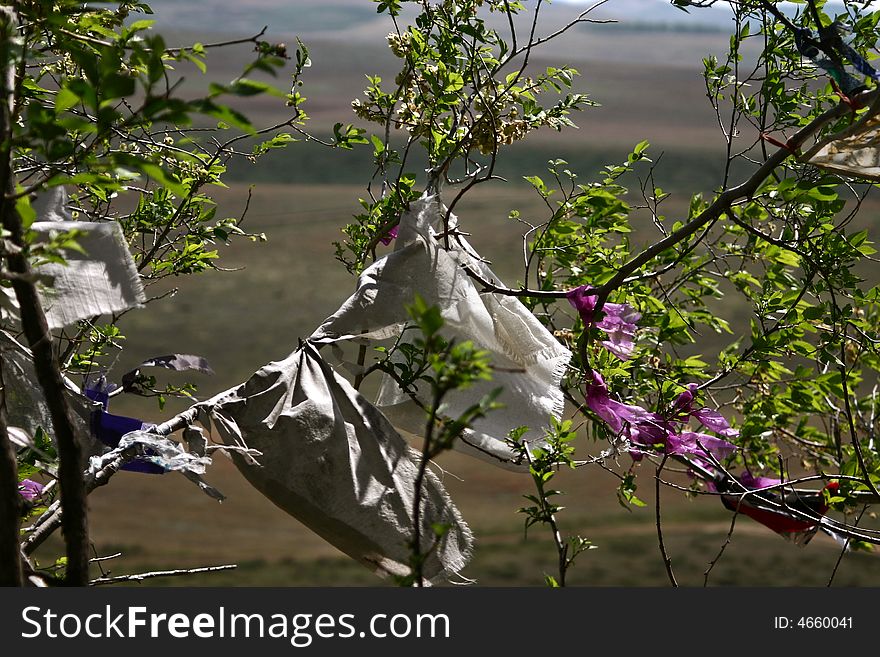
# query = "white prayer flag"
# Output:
<box><xmin>311</xmin><ymin>194</ymin><xmax>571</xmax><ymax>469</ymax></box>
<box><xmin>195</xmin><ymin>342</ymin><xmax>473</xmax><ymax>583</ymax></box>
<box><xmin>32</xmin><ymin>220</ymin><xmax>146</xmax><ymax>329</ymax></box>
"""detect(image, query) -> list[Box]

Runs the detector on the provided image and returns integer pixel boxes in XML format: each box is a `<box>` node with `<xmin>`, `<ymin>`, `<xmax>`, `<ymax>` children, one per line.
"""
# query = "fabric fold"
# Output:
<box><xmin>194</xmin><ymin>341</ymin><xmax>473</xmax><ymax>583</ymax></box>
<box><xmin>310</xmin><ymin>194</ymin><xmax>571</xmax><ymax>468</ymax></box>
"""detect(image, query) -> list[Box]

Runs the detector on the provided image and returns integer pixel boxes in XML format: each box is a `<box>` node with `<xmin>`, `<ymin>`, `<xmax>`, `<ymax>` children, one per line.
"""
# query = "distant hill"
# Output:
<box><xmin>143</xmin><ymin>0</ymin><xmax>863</xmax><ymax>39</ymax></box>
<box><xmin>143</xmin><ymin>0</ymin><xmax>735</xmax><ymax>38</ymax></box>
<box><xmin>139</xmin><ymin>1</ymin><xmax>757</xmax><ymax>157</ymax></box>
<box><xmin>144</xmin><ymin>0</ymin><xmax>382</xmax><ymax>37</ymax></box>
<box><xmin>142</xmin><ymin>0</ymin><xmax>758</xmax><ymax>71</ymax></box>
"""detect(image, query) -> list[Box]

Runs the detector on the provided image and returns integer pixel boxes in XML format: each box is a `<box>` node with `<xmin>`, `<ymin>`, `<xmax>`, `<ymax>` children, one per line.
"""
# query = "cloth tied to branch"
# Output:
<box><xmin>193</xmin><ymin>341</ymin><xmax>473</xmax><ymax>583</ymax></box>
<box><xmin>309</xmin><ymin>194</ymin><xmax>571</xmax><ymax>469</ymax></box>
<box><xmin>0</xmin><ymin>330</ymin><xmax>97</xmax><ymax>449</ymax></box>
<box><xmin>1</xmin><ymin>188</ymin><xmax>146</xmax><ymax>329</ymax></box>
<box><xmin>789</xmin><ymin>24</ymin><xmax>880</xmax><ymax>181</ymax></box>
<box><xmin>84</xmin><ymin>378</ymin><xmax>158</xmax><ymax>471</ymax></box>
<box><xmin>32</xmin><ymin>220</ymin><xmax>146</xmax><ymax>329</ymax></box>
<box><xmin>793</xmin><ymin>25</ymin><xmax>868</xmax><ymax>95</ymax></box>
<box><xmin>801</xmin><ymin>103</ymin><xmax>880</xmax><ymax>181</ymax></box>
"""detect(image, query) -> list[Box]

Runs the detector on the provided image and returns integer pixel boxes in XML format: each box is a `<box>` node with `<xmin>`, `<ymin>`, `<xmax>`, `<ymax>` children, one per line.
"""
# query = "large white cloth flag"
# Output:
<box><xmin>310</xmin><ymin>194</ymin><xmax>571</xmax><ymax>469</ymax></box>
<box><xmin>32</xmin><ymin>220</ymin><xmax>146</xmax><ymax>329</ymax></box>
<box><xmin>194</xmin><ymin>341</ymin><xmax>473</xmax><ymax>583</ymax></box>
<box><xmin>1</xmin><ymin>188</ymin><xmax>145</xmax><ymax>329</ymax></box>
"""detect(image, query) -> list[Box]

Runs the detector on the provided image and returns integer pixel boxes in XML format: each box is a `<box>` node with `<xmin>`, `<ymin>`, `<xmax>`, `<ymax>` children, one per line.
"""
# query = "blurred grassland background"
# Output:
<box><xmin>36</xmin><ymin>0</ymin><xmax>880</xmax><ymax>586</ymax></box>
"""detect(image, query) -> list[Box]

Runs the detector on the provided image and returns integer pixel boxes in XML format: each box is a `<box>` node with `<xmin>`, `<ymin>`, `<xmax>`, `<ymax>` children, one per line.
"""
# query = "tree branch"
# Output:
<box><xmin>164</xmin><ymin>27</ymin><xmax>268</xmax><ymax>55</ymax></box>
<box><xmin>90</xmin><ymin>563</ymin><xmax>237</xmax><ymax>585</ymax></box>
<box><xmin>454</xmin><ymin>88</ymin><xmax>879</xmax><ymax>306</ymax></box>
<box><xmin>594</xmin><ymin>88</ymin><xmax>879</xmax><ymax>304</ymax></box>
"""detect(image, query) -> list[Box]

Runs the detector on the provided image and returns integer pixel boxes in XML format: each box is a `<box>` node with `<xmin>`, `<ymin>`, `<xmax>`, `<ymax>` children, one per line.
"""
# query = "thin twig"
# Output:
<box><xmin>89</xmin><ymin>552</ymin><xmax>123</xmax><ymax>564</ymax></box>
<box><xmin>704</xmin><ymin>509</ymin><xmax>739</xmax><ymax>587</ymax></box>
<box><xmin>655</xmin><ymin>455</ymin><xmax>678</xmax><ymax>587</ymax></box>
<box><xmin>523</xmin><ymin>440</ymin><xmax>569</xmax><ymax>587</ymax></box>
<box><xmin>90</xmin><ymin>564</ymin><xmax>237</xmax><ymax>585</ymax></box>
<box><xmin>827</xmin><ymin>506</ymin><xmax>868</xmax><ymax>587</ymax></box>
<box><xmin>165</xmin><ymin>28</ymin><xmax>268</xmax><ymax>55</ymax></box>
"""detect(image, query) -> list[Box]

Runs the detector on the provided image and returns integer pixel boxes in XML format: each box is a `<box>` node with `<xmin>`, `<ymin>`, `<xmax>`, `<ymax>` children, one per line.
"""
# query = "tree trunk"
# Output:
<box><xmin>0</xmin><ymin>4</ymin><xmax>90</xmax><ymax>587</ymax></box>
<box><xmin>0</xmin><ymin>355</ymin><xmax>24</xmax><ymax>586</ymax></box>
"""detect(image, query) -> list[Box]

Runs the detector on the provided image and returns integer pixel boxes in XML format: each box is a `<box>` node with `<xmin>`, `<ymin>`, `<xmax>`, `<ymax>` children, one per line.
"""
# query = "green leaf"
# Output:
<box><xmin>802</xmin><ymin>305</ymin><xmax>825</xmax><ymax>321</ymax></box>
<box><xmin>629</xmin><ymin>140</ymin><xmax>650</xmax><ymax>162</ymax></box>
<box><xmin>101</xmin><ymin>73</ymin><xmax>136</xmax><ymax>100</ymax></box>
<box><xmin>126</xmin><ymin>19</ymin><xmax>156</xmax><ymax>35</ymax></box>
<box><xmin>54</xmin><ymin>87</ymin><xmax>81</xmax><ymax>113</ymax></box>
<box><xmin>192</xmin><ymin>99</ymin><xmax>255</xmax><ymax>135</ymax></box>
<box><xmin>227</xmin><ymin>78</ymin><xmax>288</xmax><ymax>99</ymax></box>
<box><xmin>181</xmin><ymin>50</ymin><xmax>207</xmax><ymax>74</ymax></box>
<box><xmin>15</xmin><ymin>192</ymin><xmax>37</xmax><ymax>228</ymax></box>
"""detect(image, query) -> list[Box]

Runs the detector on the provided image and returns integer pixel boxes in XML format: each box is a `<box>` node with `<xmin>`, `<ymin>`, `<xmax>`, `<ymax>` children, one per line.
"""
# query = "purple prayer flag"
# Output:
<box><xmin>739</xmin><ymin>471</ymin><xmax>782</xmax><ymax>490</ymax></box>
<box><xmin>379</xmin><ymin>224</ymin><xmax>399</xmax><ymax>246</ymax></box>
<box><xmin>94</xmin><ymin>410</ymin><xmax>165</xmax><ymax>475</ymax></box>
<box><xmin>566</xmin><ymin>287</ymin><xmax>599</xmax><ymax>324</ymax></box>
<box><xmin>586</xmin><ymin>372</ymin><xmax>738</xmax><ymax>461</ymax></box>
<box><xmin>566</xmin><ymin>286</ymin><xmax>640</xmax><ymax>360</ymax></box>
<box><xmin>671</xmin><ymin>383</ymin><xmax>699</xmax><ymax>414</ymax></box>
<box><xmin>83</xmin><ymin>374</ymin><xmax>117</xmax><ymax>410</ymax></box>
<box><xmin>586</xmin><ymin>371</ymin><xmax>667</xmax><ymax>448</ymax></box>
<box><xmin>18</xmin><ymin>479</ymin><xmax>44</xmax><ymax>501</ymax></box>
<box><xmin>668</xmin><ymin>431</ymin><xmax>736</xmax><ymax>459</ymax></box>
<box><xmin>671</xmin><ymin>383</ymin><xmax>739</xmax><ymax>438</ymax></box>
<box><xmin>692</xmin><ymin>408</ymin><xmax>738</xmax><ymax>438</ymax></box>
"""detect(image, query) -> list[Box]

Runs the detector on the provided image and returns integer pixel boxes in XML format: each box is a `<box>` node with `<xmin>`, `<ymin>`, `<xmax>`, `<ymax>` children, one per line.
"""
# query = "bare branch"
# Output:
<box><xmin>90</xmin><ymin>564</ymin><xmax>237</xmax><ymax>586</ymax></box>
<box><xmin>655</xmin><ymin>456</ymin><xmax>678</xmax><ymax>587</ymax></box>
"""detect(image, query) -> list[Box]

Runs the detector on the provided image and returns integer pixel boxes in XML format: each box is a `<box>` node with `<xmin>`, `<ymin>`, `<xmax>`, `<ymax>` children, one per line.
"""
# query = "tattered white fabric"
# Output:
<box><xmin>112</xmin><ymin>430</ymin><xmax>213</xmax><ymax>474</ymax></box>
<box><xmin>0</xmin><ymin>188</ymin><xmax>144</xmax><ymax>328</ymax></box>
<box><xmin>801</xmin><ymin>109</ymin><xmax>880</xmax><ymax>181</ymax></box>
<box><xmin>88</xmin><ymin>430</ymin><xmax>213</xmax><ymax>475</ymax></box>
<box><xmin>0</xmin><ymin>331</ymin><xmax>97</xmax><ymax>448</ymax></box>
<box><xmin>31</xmin><ymin>220</ymin><xmax>145</xmax><ymax>329</ymax></box>
<box><xmin>1</xmin><ymin>332</ymin><xmax>53</xmax><ymax>438</ymax></box>
<box><xmin>87</xmin><ymin>429</ymin><xmax>225</xmax><ymax>501</ymax></box>
<box><xmin>310</xmin><ymin>194</ymin><xmax>571</xmax><ymax>469</ymax></box>
<box><xmin>194</xmin><ymin>341</ymin><xmax>472</xmax><ymax>583</ymax></box>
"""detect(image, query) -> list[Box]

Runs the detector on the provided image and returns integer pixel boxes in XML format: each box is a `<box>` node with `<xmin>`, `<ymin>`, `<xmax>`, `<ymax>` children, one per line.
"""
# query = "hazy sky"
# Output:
<box><xmin>555</xmin><ymin>1</ymin><xmax>880</xmax><ymax>26</ymax></box>
<box><xmin>556</xmin><ymin>0</ymin><xmax>878</xmax><ymax>9</ymax></box>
